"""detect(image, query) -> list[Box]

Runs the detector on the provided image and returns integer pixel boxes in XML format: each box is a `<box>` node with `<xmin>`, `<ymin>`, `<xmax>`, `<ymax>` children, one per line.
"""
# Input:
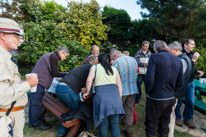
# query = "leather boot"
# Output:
<box><xmin>159</xmin><ymin>133</ymin><xmax>168</xmax><ymax>137</ymax></box>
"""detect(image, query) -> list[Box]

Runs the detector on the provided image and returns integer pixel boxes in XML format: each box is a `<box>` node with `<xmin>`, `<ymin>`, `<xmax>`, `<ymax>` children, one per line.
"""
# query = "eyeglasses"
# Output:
<box><xmin>11</xmin><ymin>34</ymin><xmax>22</xmax><ymax>41</ymax></box>
<box><xmin>63</xmin><ymin>53</ymin><xmax>68</xmax><ymax>58</ymax></box>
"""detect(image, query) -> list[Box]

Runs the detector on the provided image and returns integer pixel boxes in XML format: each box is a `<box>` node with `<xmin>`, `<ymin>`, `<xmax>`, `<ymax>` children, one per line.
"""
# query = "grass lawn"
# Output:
<box><xmin>23</xmin><ymin>82</ymin><xmax>194</xmax><ymax>137</ymax></box>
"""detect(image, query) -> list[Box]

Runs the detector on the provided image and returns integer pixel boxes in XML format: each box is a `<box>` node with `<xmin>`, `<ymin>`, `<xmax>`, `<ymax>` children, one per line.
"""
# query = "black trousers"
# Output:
<box><xmin>145</xmin><ymin>97</ymin><xmax>176</xmax><ymax>136</ymax></box>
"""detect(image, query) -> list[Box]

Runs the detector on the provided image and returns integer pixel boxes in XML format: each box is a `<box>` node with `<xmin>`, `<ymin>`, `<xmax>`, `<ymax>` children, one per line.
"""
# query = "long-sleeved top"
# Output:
<box><xmin>182</xmin><ymin>49</ymin><xmax>198</xmax><ymax>83</ymax></box>
<box><xmin>134</xmin><ymin>48</ymin><xmax>151</xmax><ymax>74</ymax></box>
<box><xmin>0</xmin><ymin>46</ymin><xmax>30</xmax><ymax>109</ymax></box>
<box><xmin>32</xmin><ymin>51</ymin><xmax>67</xmax><ymax>89</ymax></box>
<box><xmin>145</xmin><ymin>50</ymin><xmax>183</xmax><ymax>100</ymax></box>
<box><xmin>112</xmin><ymin>54</ymin><xmax>138</xmax><ymax>96</ymax></box>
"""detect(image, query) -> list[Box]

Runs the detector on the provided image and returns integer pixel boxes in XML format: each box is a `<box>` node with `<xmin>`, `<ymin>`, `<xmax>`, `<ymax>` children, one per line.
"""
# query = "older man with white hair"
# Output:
<box><xmin>0</xmin><ymin>18</ymin><xmax>38</xmax><ymax>137</ymax></box>
<box><xmin>85</xmin><ymin>45</ymin><xmax>100</xmax><ymax>58</ymax></box>
<box><xmin>167</xmin><ymin>41</ymin><xmax>192</xmax><ymax>137</ymax></box>
<box><xmin>144</xmin><ymin>40</ymin><xmax>183</xmax><ymax>137</ymax></box>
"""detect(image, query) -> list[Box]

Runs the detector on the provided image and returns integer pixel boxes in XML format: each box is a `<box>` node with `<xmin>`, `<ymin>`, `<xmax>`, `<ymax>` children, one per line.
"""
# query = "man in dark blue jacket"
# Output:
<box><xmin>144</xmin><ymin>40</ymin><xmax>184</xmax><ymax>137</ymax></box>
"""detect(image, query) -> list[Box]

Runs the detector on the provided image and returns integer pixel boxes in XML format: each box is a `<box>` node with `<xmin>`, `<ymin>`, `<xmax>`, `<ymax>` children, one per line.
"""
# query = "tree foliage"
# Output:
<box><xmin>59</xmin><ymin>0</ymin><xmax>108</xmax><ymax>50</ymax></box>
<box><xmin>102</xmin><ymin>6</ymin><xmax>132</xmax><ymax>50</ymax></box>
<box><xmin>137</xmin><ymin>0</ymin><xmax>206</xmax><ymax>43</ymax></box>
<box><xmin>15</xmin><ymin>0</ymin><xmax>110</xmax><ymax>71</ymax></box>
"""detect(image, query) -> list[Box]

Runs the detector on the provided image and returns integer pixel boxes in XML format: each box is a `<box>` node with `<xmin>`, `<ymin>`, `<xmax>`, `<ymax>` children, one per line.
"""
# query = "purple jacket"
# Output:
<box><xmin>32</xmin><ymin>53</ymin><xmax>54</xmax><ymax>90</ymax></box>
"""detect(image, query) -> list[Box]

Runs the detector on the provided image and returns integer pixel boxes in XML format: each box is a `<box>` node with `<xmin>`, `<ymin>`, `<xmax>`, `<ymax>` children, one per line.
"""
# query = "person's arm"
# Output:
<box><xmin>135</xmin><ymin>51</ymin><xmax>146</xmax><ymax>67</ymax></box>
<box><xmin>0</xmin><ymin>58</ymin><xmax>31</xmax><ymax>106</ymax></box>
<box><xmin>116</xmin><ymin>73</ymin><xmax>122</xmax><ymax>98</ymax></box>
<box><xmin>50</xmin><ymin>54</ymin><xmax>67</xmax><ymax>77</ymax></box>
<box><xmin>144</xmin><ymin>56</ymin><xmax>156</xmax><ymax>96</ymax></box>
<box><xmin>175</xmin><ymin>62</ymin><xmax>184</xmax><ymax>91</ymax></box>
<box><xmin>83</xmin><ymin>68</ymin><xmax>95</xmax><ymax>99</ymax></box>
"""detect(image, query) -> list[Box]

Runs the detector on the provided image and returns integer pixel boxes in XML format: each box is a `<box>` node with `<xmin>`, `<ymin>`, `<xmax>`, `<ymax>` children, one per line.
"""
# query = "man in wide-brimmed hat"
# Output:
<box><xmin>0</xmin><ymin>18</ymin><xmax>38</xmax><ymax>137</ymax></box>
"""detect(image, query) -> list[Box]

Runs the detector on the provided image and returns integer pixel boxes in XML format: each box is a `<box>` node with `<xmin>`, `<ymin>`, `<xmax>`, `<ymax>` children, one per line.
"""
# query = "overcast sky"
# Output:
<box><xmin>51</xmin><ymin>0</ymin><xmax>149</xmax><ymax>20</ymax></box>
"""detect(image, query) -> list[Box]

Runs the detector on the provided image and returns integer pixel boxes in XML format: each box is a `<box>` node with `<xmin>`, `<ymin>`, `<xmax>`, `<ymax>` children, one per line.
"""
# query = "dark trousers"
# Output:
<box><xmin>136</xmin><ymin>74</ymin><xmax>145</xmax><ymax>102</ymax></box>
<box><xmin>29</xmin><ymin>84</ymin><xmax>45</xmax><ymax>126</ymax></box>
<box><xmin>145</xmin><ymin>98</ymin><xmax>176</xmax><ymax>136</ymax></box>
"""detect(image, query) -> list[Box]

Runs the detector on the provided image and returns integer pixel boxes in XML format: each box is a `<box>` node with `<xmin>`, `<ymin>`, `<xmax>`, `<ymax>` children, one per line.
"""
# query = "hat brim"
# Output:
<box><xmin>0</xmin><ymin>29</ymin><xmax>23</xmax><ymax>36</ymax></box>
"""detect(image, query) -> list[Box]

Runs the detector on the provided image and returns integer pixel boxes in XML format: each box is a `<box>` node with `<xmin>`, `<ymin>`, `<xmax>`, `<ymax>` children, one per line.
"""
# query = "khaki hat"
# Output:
<box><xmin>0</xmin><ymin>18</ymin><xmax>23</xmax><ymax>35</ymax></box>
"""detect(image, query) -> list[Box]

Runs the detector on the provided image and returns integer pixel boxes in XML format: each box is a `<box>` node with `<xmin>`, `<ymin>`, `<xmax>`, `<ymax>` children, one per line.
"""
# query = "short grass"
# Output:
<box><xmin>23</xmin><ymin>83</ymin><xmax>194</xmax><ymax>137</ymax></box>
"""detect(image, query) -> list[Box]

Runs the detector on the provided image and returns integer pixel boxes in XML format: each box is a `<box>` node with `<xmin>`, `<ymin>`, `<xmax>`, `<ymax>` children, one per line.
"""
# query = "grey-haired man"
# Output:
<box><xmin>29</xmin><ymin>47</ymin><xmax>69</xmax><ymax>130</ymax></box>
<box><xmin>144</xmin><ymin>40</ymin><xmax>183</xmax><ymax>137</ymax></box>
<box><xmin>0</xmin><ymin>18</ymin><xmax>38</xmax><ymax>137</ymax></box>
<box><xmin>167</xmin><ymin>41</ymin><xmax>192</xmax><ymax>137</ymax></box>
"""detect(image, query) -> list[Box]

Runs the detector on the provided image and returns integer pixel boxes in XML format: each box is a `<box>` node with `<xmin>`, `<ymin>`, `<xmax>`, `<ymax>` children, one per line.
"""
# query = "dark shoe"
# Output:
<box><xmin>146</xmin><ymin>134</ymin><xmax>156</xmax><ymax>137</ymax></box>
<box><xmin>33</xmin><ymin>123</ymin><xmax>51</xmax><ymax>130</ymax></box>
<box><xmin>57</xmin><ymin>135</ymin><xmax>65</xmax><ymax>137</ymax></box>
<box><xmin>159</xmin><ymin>133</ymin><xmax>168</xmax><ymax>137</ymax></box>
<box><xmin>29</xmin><ymin>119</ymin><xmax>46</xmax><ymax>128</ymax></box>
<box><xmin>175</xmin><ymin>119</ymin><xmax>183</xmax><ymax>127</ymax></box>
<box><xmin>124</xmin><ymin>130</ymin><xmax>132</xmax><ymax>137</ymax></box>
<box><xmin>183</xmin><ymin>120</ymin><xmax>196</xmax><ymax>129</ymax></box>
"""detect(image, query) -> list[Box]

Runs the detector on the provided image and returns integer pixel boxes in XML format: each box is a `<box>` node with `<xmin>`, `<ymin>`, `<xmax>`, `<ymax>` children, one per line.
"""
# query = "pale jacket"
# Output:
<box><xmin>0</xmin><ymin>46</ymin><xmax>30</xmax><ymax>109</ymax></box>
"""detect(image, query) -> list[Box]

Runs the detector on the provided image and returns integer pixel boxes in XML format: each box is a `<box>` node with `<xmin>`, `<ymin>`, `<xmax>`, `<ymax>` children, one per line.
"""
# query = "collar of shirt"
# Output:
<box><xmin>0</xmin><ymin>46</ymin><xmax>12</xmax><ymax>59</ymax></box>
<box><xmin>140</xmin><ymin>48</ymin><xmax>150</xmax><ymax>54</ymax></box>
<box><xmin>54</xmin><ymin>51</ymin><xmax>61</xmax><ymax>61</ymax></box>
<box><xmin>119</xmin><ymin>54</ymin><xmax>125</xmax><ymax>58</ymax></box>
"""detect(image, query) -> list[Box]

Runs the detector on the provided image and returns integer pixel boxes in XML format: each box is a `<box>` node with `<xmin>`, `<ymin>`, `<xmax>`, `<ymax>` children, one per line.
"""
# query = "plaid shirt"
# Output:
<box><xmin>112</xmin><ymin>54</ymin><xmax>138</xmax><ymax>96</ymax></box>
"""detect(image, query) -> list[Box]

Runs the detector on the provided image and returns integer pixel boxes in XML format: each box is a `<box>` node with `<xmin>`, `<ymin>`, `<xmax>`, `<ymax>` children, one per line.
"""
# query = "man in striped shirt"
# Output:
<box><xmin>112</xmin><ymin>50</ymin><xmax>138</xmax><ymax>137</ymax></box>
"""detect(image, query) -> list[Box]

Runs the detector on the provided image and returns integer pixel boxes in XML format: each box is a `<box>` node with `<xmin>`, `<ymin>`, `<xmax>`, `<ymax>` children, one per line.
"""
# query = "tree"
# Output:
<box><xmin>16</xmin><ymin>0</ymin><xmax>110</xmax><ymax>71</ymax></box>
<box><xmin>137</xmin><ymin>0</ymin><xmax>206</xmax><ymax>43</ymax></box>
<box><xmin>17</xmin><ymin>0</ymin><xmax>88</xmax><ymax>71</ymax></box>
<box><xmin>59</xmin><ymin>0</ymin><xmax>109</xmax><ymax>50</ymax></box>
<box><xmin>0</xmin><ymin>0</ymin><xmax>30</xmax><ymax>23</ymax></box>
<box><xmin>102</xmin><ymin>6</ymin><xmax>132</xmax><ymax>50</ymax></box>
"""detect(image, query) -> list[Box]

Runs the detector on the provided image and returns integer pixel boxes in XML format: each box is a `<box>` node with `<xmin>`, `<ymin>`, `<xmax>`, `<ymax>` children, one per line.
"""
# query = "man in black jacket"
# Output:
<box><xmin>144</xmin><ymin>40</ymin><xmax>183</xmax><ymax>137</ymax></box>
<box><xmin>167</xmin><ymin>41</ymin><xmax>192</xmax><ymax>137</ymax></box>
<box><xmin>175</xmin><ymin>38</ymin><xmax>204</xmax><ymax>129</ymax></box>
<box><xmin>56</xmin><ymin>55</ymin><xmax>97</xmax><ymax>137</ymax></box>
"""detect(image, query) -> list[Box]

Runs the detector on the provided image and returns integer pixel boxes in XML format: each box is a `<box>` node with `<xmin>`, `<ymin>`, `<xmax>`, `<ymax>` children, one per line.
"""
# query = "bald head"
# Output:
<box><xmin>113</xmin><ymin>50</ymin><xmax>122</xmax><ymax>60</ymax></box>
<box><xmin>91</xmin><ymin>45</ymin><xmax>99</xmax><ymax>56</ymax></box>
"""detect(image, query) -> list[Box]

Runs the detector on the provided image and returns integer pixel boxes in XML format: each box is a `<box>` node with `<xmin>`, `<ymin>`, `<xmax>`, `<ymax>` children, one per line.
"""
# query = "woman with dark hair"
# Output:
<box><xmin>83</xmin><ymin>53</ymin><xmax>125</xmax><ymax>137</ymax></box>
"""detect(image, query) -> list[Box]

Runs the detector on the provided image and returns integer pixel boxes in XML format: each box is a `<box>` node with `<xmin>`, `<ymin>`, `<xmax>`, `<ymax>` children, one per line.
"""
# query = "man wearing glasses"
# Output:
<box><xmin>29</xmin><ymin>46</ymin><xmax>69</xmax><ymax>130</ymax></box>
<box><xmin>0</xmin><ymin>18</ymin><xmax>38</xmax><ymax>137</ymax></box>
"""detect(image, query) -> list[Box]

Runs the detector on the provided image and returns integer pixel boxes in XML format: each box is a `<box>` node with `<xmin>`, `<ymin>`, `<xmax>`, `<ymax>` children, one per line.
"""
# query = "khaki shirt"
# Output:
<box><xmin>0</xmin><ymin>46</ymin><xmax>30</xmax><ymax>109</ymax></box>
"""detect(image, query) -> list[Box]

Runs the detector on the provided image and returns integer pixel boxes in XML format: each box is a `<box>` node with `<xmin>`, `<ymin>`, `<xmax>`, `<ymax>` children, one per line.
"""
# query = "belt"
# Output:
<box><xmin>0</xmin><ymin>106</ymin><xmax>25</xmax><ymax>112</ymax></box>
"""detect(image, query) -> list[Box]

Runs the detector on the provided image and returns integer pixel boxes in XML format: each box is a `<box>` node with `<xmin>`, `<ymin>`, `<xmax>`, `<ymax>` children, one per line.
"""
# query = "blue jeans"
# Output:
<box><xmin>135</xmin><ymin>78</ymin><xmax>142</xmax><ymax>103</ymax></box>
<box><xmin>9</xmin><ymin>124</ymin><xmax>13</xmax><ymax>137</ymax></box>
<box><xmin>99</xmin><ymin>114</ymin><xmax>120</xmax><ymax>137</ymax></box>
<box><xmin>29</xmin><ymin>84</ymin><xmax>45</xmax><ymax>126</ymax></box>
<box><xmin>175</xmin><ymin>82</ymin><xmax>195</xmax><ymax>121</ymax></box>
<box><xmin>56</xmin><ymin>83</ymin><xmax>80</xmax><ymax>136</ymax></box>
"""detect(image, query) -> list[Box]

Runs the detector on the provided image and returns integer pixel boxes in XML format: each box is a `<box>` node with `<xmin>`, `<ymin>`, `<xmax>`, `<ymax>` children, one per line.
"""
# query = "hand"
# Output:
<box><xmin>197</xmin><ymin>70</ymin><xmax>204</xmax><ymax>77</ymax></box>
<box><xmin>191</xmin><ymin>52</ymin><xmax>200</xmax><ymax>62</ymax></box>
<box><xmin>145</xmin><ymin>63</ymin><xmax>148</xmax><ymax>67</ymax></box>
<box><xmin>83</xmin><ymin>92</ymin><xmax>89</xmax><ymax>100</ymax></box>
<box><xmin>26</xmin><ymin>74</ymin><xmax>38</xmax><ymax>87</ymax></box>
<box><xmin>146</xmin><ymin>95</ymin><xmax>149</xmax><ymax>97</ymax></box>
